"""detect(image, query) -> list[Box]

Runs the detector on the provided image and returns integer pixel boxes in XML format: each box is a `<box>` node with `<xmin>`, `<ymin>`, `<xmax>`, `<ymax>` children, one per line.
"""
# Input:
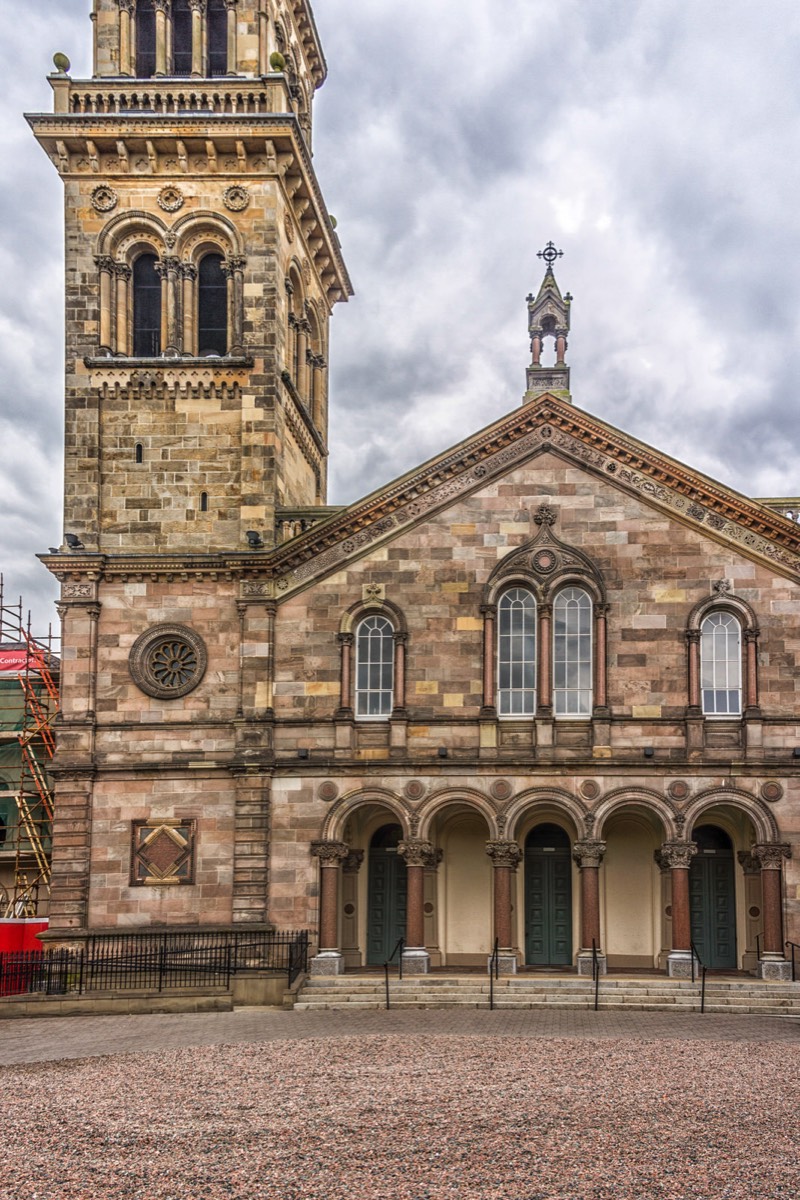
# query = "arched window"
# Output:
<box><xmin>355</xmin><ymin>615</ymin><xmax>394</xmax><ymax>719</ymax></box>
<box><xmin>172</xmin><ymin>0</ymin><xmax>193</xmax><ymax>75</ymax></box>
<box><xmin>198</xmin><ymin>254</ymin><xmax>227</xmax><ymax>356</ymax></box>
<box><xmin>497</xmin><ymin>588</ymin><xmax>536</xmax><ymax>716</ymax></box>
<box><xmin>553</xmin><ymin>587</ymin><xmax>592</xmax><ymax>716</ymax></box>
<box><xmin>132</xmin><ymin>253</ymin><xmax>161</xmax><ymax>357</ymax></box>
<box><xmin>135</xmin><ymin>0</ymin><xmax>156</xmax><ymax>78</ymax></box>
<box><xmin>208</xmin><ymin>0</ymin><xmax>228</xmax><ymax>76</ymax></box>
<box><xmin>700</xmin><ymin>612</ymin><xmax>742</xmax><ymax>716</ymax></box>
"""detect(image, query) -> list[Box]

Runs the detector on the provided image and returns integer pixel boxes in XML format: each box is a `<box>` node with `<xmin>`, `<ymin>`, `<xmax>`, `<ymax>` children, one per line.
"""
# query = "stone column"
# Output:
<box><xmin>153</xmin><ymin>0</ymin><xmax>170</xmax><ymax>76</ymax></box>
<box><xmin>658</xmin><ymin>841</ymin><xmax>697</xmax><ymax>977</ymax></box>
<box><xmin>538</xmin><ymin>603</ymin><xmax>552</xmax><ymax>712</ymax></box>
<box><xmin>223</xmin><ymin>255</ymin><xmax>246</xmax><ymax>355</ymax></box>
<box><xmin>336</xmin><ymin>632</ymin><xmax>353</xmax><ymax>717</ymax></box>
<box><xmin>225</xmin><ymin>0</ymin><xmax>238</xmax><ymax>73</ymax></box>
<box><xmin>556</xmin><ymin>333</ymin><xmax>567</xmax><ymax>364</ymax></box>
<box><xmin>114</xmin><ymin>263</ymin><xmax>131</xmax><ymax>355</ymax></box>
<box><xmin>393</xmin><ymin>632</ymin><xmax>407</xmax><ymax>715</ymax></box>
<box><xmin>744</xmin><ymin>630</ymin><xmax>760</xmax><ymax>712</ymax></box>
<box><xmin>486</xmin><ymin>840</ymin><xmax>523</xmax><ymax>974</ymax></box>
<box><xmin>686</xmin><ymin>630</ymin><xmax>701</xmax><ymax>714</ymax></box>
<box><xmin>119</xmin><ymin>0</ymin><xmax>135</xmax><ymax>75</ymax></box>
<box><xmin>181</xmin><ymin>262</ymin><xmax>197</xmax><ymax>356</ymax></box>
<box><xmin>531</xmin><ymin>332</ymin><xmax>542</xmax><ymax>366</ymax></box>
<box><xmin>297</xmin><ymin>319</ymin><xmax>310</xmax><ymax>401</ymax></box>
<box><xmin>423</xmin><ymin>848</ymin><xmax>443</xmax><ymax>967</ymax></box>
<box><xmin>398</xmin><ymin>839</ymin><xmax>434</xmax><ymax>974</ymax></box>
<box><xmin>309</xmin><ymin>840</ymin><xmax>349</xmax><ymax>974</ymax></box>
<box><xmin>156</xmin><ymin>256</ymin><xmax>181</xmax><ymax>355</ymax></box>
<box><xmin>96</xmin><ymin>256</ymin><xmax>114</xmax><ymax>353</ymax></box>
<box><xmin>189</xmin><ymin>0</ymin><xmax>204</xmax><ymax>74</ymax></box>
<box><xmin>481</xmin><ymin>604</ymin><xmax>496</xmax><ymax>714</ymax></box>
<box><xmin>573</xmin><ymin>839</ymin><xmax>607</xmax><ymax>975</ymax></box>
<box><xmin>594</xmin><ymin>604</ymin><xmax>608</xmax><ymax>712</ymax></box>
<box><xmin>341</xmin><ymin>850</ymin><xmax>364</xmax><ymax>968</ymax></box>
<box><xmin>752</xmin><ymin>843</ymin><xmax>792</xmax><ymax>980</ymax></box>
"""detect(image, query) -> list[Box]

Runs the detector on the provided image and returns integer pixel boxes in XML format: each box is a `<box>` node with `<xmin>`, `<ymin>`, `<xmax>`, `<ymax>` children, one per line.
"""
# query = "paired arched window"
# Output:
<box><xmin>133</xmin><ymin>0</ymin><xmax>228</xmax><ymax>78</ymax></box>
<box><xmin>700</xmin><ymin>612</ymin><xmax>742</xmax><ymax>716</ymax></box>
<box><xmin>198</xmin><ymin>254</ymin><xmax>227</xmax><ymax>356</ymax></box>
<box><xmin>132</xmin><ymin>253</ymin><xmax>161</xmax><ymax>357</ymax></box>
<box><xmin>497</xmin><ymin>588</ymin><xmax>536</xmax><ymax>716</ymax></box>
<box><xmin>553</xmin><ymin>587</ymin><xmax>593</xmax><ymax>717</ymax></box>
<box><xmin>355</xmin><ymin>616</ymin><xmax>395</xmax><ymax>719</ymax></box>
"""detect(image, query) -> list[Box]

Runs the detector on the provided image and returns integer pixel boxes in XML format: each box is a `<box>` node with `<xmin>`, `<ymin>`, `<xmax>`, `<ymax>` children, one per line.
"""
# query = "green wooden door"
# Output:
<box><xmin>690</xmin><ymin>825</ymin><xmax>737</xmax><ymax>969</ymax></box>
<box><xmin>525</xmin><ymin>824</ymin><xmax>572</xmax><ymax>966</ymax></box>
<box><xmin>366</xmin><ymin>825</ymin><xmax>407</xmax><ymax>965</ymax></box>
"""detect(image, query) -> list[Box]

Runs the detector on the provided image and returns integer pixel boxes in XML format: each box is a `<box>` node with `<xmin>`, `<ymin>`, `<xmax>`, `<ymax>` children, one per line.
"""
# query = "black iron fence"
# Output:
<box><xmin>0</xmin><ymin>928</ymin><xmax>309</xmax><ymax>998</ymax></box>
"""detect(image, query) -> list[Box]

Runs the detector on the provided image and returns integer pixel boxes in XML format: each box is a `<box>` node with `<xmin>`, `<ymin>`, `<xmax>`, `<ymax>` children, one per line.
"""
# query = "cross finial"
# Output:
<box><xmin>537</xmin><ymin>241</ymin><xmax>563</xmax><ymax>271</ymax></box>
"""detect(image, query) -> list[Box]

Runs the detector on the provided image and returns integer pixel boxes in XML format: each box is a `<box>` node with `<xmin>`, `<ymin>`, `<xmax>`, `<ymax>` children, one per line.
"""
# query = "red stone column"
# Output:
<box><xmin>656</xmin><ymin>842</ymin><xmax>697</xmax><ymax>977</ymax></box>
<box><xmin>394</xmin><ymin>633</ymin><xmax>408</xmax><ymax>713</ymax></box>
<box><xmin>752</xmin><ymin>844</ymin><xmax>791</xmax><ymax>975</ymax></box>
<box><xmin>486</xmin><ymin>841</ymin><xmax>523</xmax><ymax>972</ymax></box>
<box><xmin>531</xmin><ymin>333</ymin><xmax>542</xmax><ymax>366</ymax></box>
<box><xmin>310</xmin><ymin>841</ymin><xmax>349</xmax><ymax>975</ymax></box>
<box><xmin>686</xmin><ymin>630</ymin><xmax>701</xmax><ymax>714</ymax></box>
<box><xmin>538</xmin><ymin>604</ymin><xmax>552</xmax><ymax>712</ymax></box>
<box><xmin>481</xmin><ymin>604</ymin><xmax>496</xmax><ymax>713</ymax></box>
<box><xmin>594</xmin><ymin>605</ymin><xmax>608</xmax><ymax>712</ymax></box>
<box><xmin>573</xmin><ymin>840</ymin><xmax>606</xmax><ymax>975</ymax></box>
<box><xmin>398</xmin><ymin>839</ymin><xmax>434</xmax><ymax>974</ymax></box>
<box><xmin>337</xmin><ymin>633</ymin><xmax>353</xmax><ymax>717</ymax></box>
<box><xmin>744</xmin><ymin>630</ymin><xmax>760</xmax><ymax>712</ymax></box>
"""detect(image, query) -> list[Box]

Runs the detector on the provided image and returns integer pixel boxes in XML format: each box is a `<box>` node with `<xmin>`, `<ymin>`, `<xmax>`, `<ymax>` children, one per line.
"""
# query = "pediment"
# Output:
<box><xmin>268</xmin><ymin>393</ymin><xmax>800</xmax><ymax>597</ymax></box>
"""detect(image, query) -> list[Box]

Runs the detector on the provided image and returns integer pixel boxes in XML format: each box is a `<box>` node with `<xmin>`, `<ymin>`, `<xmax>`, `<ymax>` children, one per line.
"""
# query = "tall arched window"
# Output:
<box><xmin>553</xmin><ymin>587</ymin><xmax>592</xmax><ymax>716</ymax></box>
<box><xmin>355</xmin><ymin>615</ymin><xmax>394</xmax><ymax>719</ymax></box>
<box><xmin>208</xmin><ymin>0</ymin><xmax>228</xmax><ymax>76</ymax></box>
<box><xmin>198</xmin><ymin>254</ymin><xmax>228</xmax><ymax>356</ymax></box>
<box><xmin>132</xmin><ymin>253</ymin><xmax>161</xmax><ymax>357</ymax></box>
<box><xmin>700</xmin><ymin>612</ymin><xmax>742</xmax><ymax>715</ymax></box>
<box><xmin>135</xmin><ymin>0</ymin><xmax>156</xmax><ymax>78</ymax></box>
<box><xmin>497</xmin><ymin>588</ymin><xmax>536</xmax><ymax>716</ymax></box>
<box><xmin>172</xmin><ymin>0</ymin><xmax>193</xmax><ymax>75</ymax></box>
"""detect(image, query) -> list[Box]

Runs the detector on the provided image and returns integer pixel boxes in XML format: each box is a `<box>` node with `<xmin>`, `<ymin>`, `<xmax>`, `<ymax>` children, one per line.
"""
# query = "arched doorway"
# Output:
<box><xmin>366</xmin><ymin>824</ymin><xmax>407</xmax><ymax>965</ymax></box>
<box><xmin>690</xmin><ymin>824</ymin><xmax>737</xmax><ymax>968</ymax></box>
<box><xmin>525</xmin><ymin>823</ymin><xmax>572</xmax><ymax>966</ymax></box>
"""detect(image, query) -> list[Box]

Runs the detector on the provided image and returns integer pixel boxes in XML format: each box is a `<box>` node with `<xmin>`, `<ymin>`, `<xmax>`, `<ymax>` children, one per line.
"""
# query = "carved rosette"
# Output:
<box><xmin>223</xmin><ymin>184</ymin><xmax>250</xmax><ymax>212</ymax></box>
<box><xmin>485</xmin><ymin>841</ymin><xmax>523</xmax><ymax>870</ymax></box>
<box><xmin>91</xmin><ymin>184</ymin><xmax>118</xmax><ymax>213</ymax></box>
<box><xmin>128</xmin><ymin>623</ymin><xmax>208</xmax><ymax>699</ymax></box>
<box><xmin>658</xmin><ymin>841</ymin><xmax>698</xmax><ymax>870</ymax></box>
<box><xmin>752</xmin><ymin>843</ymin><xmax>792</xmax><ymax>871</ymax></box>
<box><xmin>572</xmin><ymin>839</ymin><xmax>606</xmax><ymax>869</ymax></box>
<box><xmin>158</xmin><ymin>185</ymin><xmax>185</xmax><ymax>213</ymax></box>
<box><xmin>397</xmin><ymin>838</ymin><xmax>435</xmax><ymax>868</ymax></box>
<box><xmin>310</xmin><ymin>840</ymin><xmax>350</xmax><ymax>865</ymax></box>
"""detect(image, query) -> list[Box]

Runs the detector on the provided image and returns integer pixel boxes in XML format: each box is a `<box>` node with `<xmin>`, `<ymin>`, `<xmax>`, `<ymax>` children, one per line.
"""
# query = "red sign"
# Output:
<box><xmin>0</xmin><ymin>649</ymin><xmax>33</xmax><ymax>673</ymax></box>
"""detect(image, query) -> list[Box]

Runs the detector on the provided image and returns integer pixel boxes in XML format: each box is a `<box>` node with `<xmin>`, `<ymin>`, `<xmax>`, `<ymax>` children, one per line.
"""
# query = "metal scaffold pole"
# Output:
<box><xmin>0</xmin><ymin>575</ymin><xmax>60</xmax><ymax>917</ymax></box>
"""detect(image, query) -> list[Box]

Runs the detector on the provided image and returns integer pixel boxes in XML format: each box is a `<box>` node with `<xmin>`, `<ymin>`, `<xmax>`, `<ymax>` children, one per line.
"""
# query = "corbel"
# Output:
<box><xmin>55</xmin><ymin>140</ymin><xmax>70</xmax><ymax>173</ymax></box>
<box><xmin>236</xmin><ymin>140</ymin><xmax>248</xmax><ymax>172</ymax></box>
<box><xmin>86</xmin><ymin>140</ymin><xmax>100</xmax><ymax>173</ymax></box>
<box><xmin>146</xmin><ymin>140</ymin><xmax>159</xmax><ymax>172</ymax></box>
<box><xmin>205</xmin><ymin>139</ymin><xmax>218</xmax><ymax>173</ymax></box>
<box><xmin>116</xmin><ymin>139</ymin><xmax>130</xmax><ymax>173</ymax></box>
<box><xmin>177</xmin><ymin>140</ymin><xmax>189</xmax><ymax>172</ymax></box>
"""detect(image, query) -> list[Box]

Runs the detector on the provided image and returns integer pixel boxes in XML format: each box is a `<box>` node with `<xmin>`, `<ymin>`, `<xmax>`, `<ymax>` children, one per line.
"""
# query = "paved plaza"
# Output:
<box><xmin>1</xmin><ymin>1008</ymin><xmax>800</xmax><ymax>1198</ymax></box>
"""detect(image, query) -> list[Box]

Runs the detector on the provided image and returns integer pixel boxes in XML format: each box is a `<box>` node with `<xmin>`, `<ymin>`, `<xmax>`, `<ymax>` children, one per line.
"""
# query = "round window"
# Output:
<box><xmin>129</xmin><ymin>624</ymin><xmax>208</xmax><ymax>699</ymax></box>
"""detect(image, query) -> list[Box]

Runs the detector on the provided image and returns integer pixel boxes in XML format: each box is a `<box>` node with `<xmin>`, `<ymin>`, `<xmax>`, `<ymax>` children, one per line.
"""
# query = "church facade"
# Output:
<box><xmin>30</xmin><ymin>1</ymin><xmax>800</xmax><ymax>981</ymax></box>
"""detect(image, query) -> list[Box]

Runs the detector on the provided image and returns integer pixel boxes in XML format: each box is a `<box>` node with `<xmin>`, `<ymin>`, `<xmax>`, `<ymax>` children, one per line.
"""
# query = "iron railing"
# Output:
<box><xmin>0</xmin><ymin>929</ymin><xmax>309</xmax><ymax>998</ymax></box>
<box><xmin>690</xmin><ymin>939</ymin><xmax>708</xmax><ymax>1014</ymax></box>
<box><xmin>591</xmin><ymin>938</ymin><xmax>600</xmax><ymax>1012</ymax></box>
<box><xmin>756</xmin><ymin>932</ymin><xmax>763</xmax><ymax>962</ymax></box>
<box><xmin>786</xmin><ymin>941</ymin><xmax>800</xmax><ymax>982</ymax></box>
<box><xmin>383</xmin><ymin>937</ymin><xmax>404</xmax><ymax>1010</ymax></box>
<box><xmin>489</xmin><ymin>937</ymin><xmax>500</xmax><ymax>1010</ymax></box>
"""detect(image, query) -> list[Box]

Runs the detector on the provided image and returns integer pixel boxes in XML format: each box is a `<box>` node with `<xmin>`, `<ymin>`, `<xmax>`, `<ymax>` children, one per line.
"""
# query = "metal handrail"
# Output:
<box><xmin>591</xmin><ymin>938</ymin><xmax>600</xmax><ymax>1012</ymax></box>
<box><xmin>756</xmin><ymin>932</ymin><xmax>763</xmax><ymax>962</ymax></box>
<box><xmin>690</xmin><ymin>939</ymin><xmax>708</xmax><ymax>1014</ymax></box>
<box><xmin>489</xmin><ymin>937</ymin><xmax>500</xmax><ymax>1010</ymax></box>
<box><xmin>383</xmin><ymin>937</ymin><xmax>404</xmax><ymax>1010</ymax></box>
<box><xmin>785</xmin><ymin>941</ymin><xmax>800</xmax><ymax>982</ymax></box>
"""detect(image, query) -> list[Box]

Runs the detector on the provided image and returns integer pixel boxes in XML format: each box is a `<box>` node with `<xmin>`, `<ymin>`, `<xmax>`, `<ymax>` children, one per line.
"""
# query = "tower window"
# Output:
<box><xmin>135</xmin><ymin>443</ymin><xmax>144</xmax><ymax>464</ymax></box>
<box><xmin>172</xmin><ymin>0</ymin><xmax>193</xmax><ymax>76</ymax></box>
<box><xmin>135</xmin><ymin>0</ymin><xmax>156</xmax><ymax>78</ymax></box>
<box><xmin>198</xmin><ymin>254</ymin><xmax>228</xmax><ymax>356</ymax></box>
<box><xmin>132</xmin><ymin>253</ymin><xmax>161</xmax><ymax>358</ymax></box>
<box><xmin>208</xmin><ymin>0</ymin><xmax>228</xmax><ymax>76</ymax></box>
<box><xmin>200</xmin><ymin>491</ymin><xmax>208</xmax><ymax>512</ymax></box>
<box><xmin>355</xmin><ymin>615</ymin><xmax>394</xmax><ymax>719</ymax></box>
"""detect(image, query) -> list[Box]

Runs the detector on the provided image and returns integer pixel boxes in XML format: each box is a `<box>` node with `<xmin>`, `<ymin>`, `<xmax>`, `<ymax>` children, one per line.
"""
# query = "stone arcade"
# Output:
<box><xmin>30</xmin><ymin>1</ymin><xmax>800</xmax><ymax>983</ymax></box>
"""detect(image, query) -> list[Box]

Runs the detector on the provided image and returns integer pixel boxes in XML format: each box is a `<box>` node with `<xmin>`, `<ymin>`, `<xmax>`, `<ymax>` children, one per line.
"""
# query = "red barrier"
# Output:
<box><xmin>0</xmin><ymin>919</ymin><xmax>48</xmax><ymax>953</ymax></box>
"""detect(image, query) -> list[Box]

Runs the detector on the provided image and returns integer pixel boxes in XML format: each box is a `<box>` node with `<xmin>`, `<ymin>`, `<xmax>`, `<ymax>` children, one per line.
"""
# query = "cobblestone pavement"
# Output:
<box><xmin>1</xmin><ymin>1005</ymin><xmax>799</xmax><ymax>1066</ymax></box>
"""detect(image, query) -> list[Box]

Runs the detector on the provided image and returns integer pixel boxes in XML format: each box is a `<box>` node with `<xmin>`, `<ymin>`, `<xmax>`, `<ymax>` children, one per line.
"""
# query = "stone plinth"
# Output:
<box><xmin>401</xmin><ymin>948</ymin><xmax>430</xmax><ymax>975</ymax></box>
<box><xmin>310</xmin><ymin>951</ymin><xmax>345</xmax><ymax>976</ymax></box>
<box><xmin>667</xmin><ymin>950</ymin><xmax>694</xmax><ymax>979</ymax></box>
<box><xmin>756</xmin><ymin>957</ymin><xmax>793</xmax><ymax>981</ymax></box>
<box><xmin>576</xmin><ymin>950</ymin><xmax>606</xmax><ymax>976</ymax></box>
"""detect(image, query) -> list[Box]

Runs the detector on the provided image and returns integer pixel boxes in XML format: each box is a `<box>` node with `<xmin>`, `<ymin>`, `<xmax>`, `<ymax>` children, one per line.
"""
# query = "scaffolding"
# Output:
<box><xmin>0</xmin><ymin>576</ymin><xmax>60</xmax><ymax>917</ymax></box>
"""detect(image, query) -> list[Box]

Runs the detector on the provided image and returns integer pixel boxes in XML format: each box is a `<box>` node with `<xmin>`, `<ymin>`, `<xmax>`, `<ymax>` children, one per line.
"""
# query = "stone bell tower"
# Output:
<box><xmin>27</xmin><ymin>2</ymin><xmax>351</xmax><ymax>936</ymax></box>
<box><xmin>525</xmin><ymin>241</ymin><xmax>571</xmax><ymax>403</ymax></box>
<box><xmin>30</xmin><ymin>0</ymin><xmax>351</xmax><ymax>558</ymax></box>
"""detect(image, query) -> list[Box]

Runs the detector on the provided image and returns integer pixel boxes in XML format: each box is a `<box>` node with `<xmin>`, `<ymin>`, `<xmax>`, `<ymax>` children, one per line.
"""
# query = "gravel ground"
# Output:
<box><xmin>1</xmin><ymin>1033</ymin><xmax>798</xmax><ymax>1199</ymax></box>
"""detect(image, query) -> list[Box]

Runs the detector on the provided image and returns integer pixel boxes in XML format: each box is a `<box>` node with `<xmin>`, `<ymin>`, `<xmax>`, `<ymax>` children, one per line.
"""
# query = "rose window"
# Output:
<box><xmin>129</xmin><ymin>623</ymin><xmax>207</xmax><ymax>699</ymax></box>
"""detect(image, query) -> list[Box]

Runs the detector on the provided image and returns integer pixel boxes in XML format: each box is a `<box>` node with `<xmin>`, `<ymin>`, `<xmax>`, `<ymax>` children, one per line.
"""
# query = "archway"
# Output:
<box><xmin>366</xmin><ymin>823</ymin><xmax>407</xmax><ymax>965</ymax></box>
<box><xmin>690</xmin><ymin>824</ymin><xmax>736</xmax><ymax>968</ymax></box>
<box><xmin>524</xmin><ymin>823</ymin><xmax>572</xmax><ymax>966</ymax></box>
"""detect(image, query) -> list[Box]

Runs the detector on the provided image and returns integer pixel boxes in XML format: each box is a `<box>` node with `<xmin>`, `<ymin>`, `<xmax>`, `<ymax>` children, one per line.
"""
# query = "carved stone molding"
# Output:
<box><xmin>572</xmin><ymin>839</ymin><xmax>606</xmax><ymax>869</ymax></box>
<box><xmin>657</xmin><ymin>841</ymin><xmax>698</xmax><ymax>871</ymax></box>
<box><xmin>310</xmin><ymin>840</ymin><xmax>350</xmax><ymax>865</ymax></box>
<box><xmin>158</xmin><ymin>185</ymin><xmax>185</xmax><ymax>213</ymax></box>
<box><xmin>61</xmin><ymin>582</ymin><xmax>96</xmax><ymax>600</ymax></box>
<box><xmin>223</xmin><ymin>184</ymin><xmax>250</xmax><ymax>212</ymax></box>
<box><xmin>485</xmin><ymin>841</ymin><xmax>523</xmax><ymax>870</ymax></box>
<box><xmin>128</xmin><ymin>623</ymin><xmax>208</xmax><ymax>699</ymax></box>
<box><xmin>397</xmin><ymin>838</ymin><xmax>435</xmax><ymax>868</ymax></box>
<box><xmin>752</xmin><ymin>843</ymin><xmax>792</xmax><ymax>870</ymax></box>
<box><xmin>91</xmin><ymin>184</ymin><xmax>118</xmax><ymax>212</ymax></box>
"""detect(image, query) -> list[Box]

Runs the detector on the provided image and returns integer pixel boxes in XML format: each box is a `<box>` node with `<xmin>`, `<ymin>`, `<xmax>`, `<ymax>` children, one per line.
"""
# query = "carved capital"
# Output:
<box><xmin>118</xmin><ymin>0</ymin><xmax>136</xmax><ymax>13</ymax></box>
<box><xmin>95</xmin><ymin>254</ymin><xmax>115</xmax><ymax>274</ymax></box>
<box><xmin>114</xmin><ymin>262</ymin><xmax>132</xmax><ymax>281</ymax></box>
<box><xmin>658</xmin><ymin>841</ymin><xmax>698</xmax><ymax>870</ymax></box>
<box><xmin>752</xmin><ymin>843</ymin><xmax>792</xmax><ymax>871</ymax></box>
<box><xmin>737</xmin><ymin>850</ymin><xmax>760</xmax><ymax>875</ymax></box>
<box><xmin>155</xmin><ymin>255</ymin><xmax>180</xmax><ymax>279</ymax></box>
<box><xmin>180</xmin><ymin>262</ymin><xmax>198</xmax><ymax>281</ymax></box>
<box><xmin>342</xmin><ymin>849</ymin><xmax>364</xmax><ymax>874</ymax></box>
<box><xmin>744</xmin><ymin>629</ymin><xmax>760</xmax><ymax>645</ymax></box>
<box><xmin>152</xmin><ymin>0</ymin><xmax>171</xmax><ymax>12</ymax></box>
<box><xmin>223</xmin><ymin>255</ymin><xmax>247</xmax><ymax>278</ymax></box>
<box><xmin>397</xmin><ymin>838</ymin><xmax>434</xmax><ymax>868</ymax></box>
<box><xmin>686</xmin><ymin>629</ymin><xmax>701</xmax><ymax>645</ymax></box>
<box><xmin>310</xmin><ymin>840</ymin><xmax>350</xmax><ymax>865</ymax></box>
<box><xmin>188</xmin><ymin>0</ymin><xmax>204</xmax><ymax>10</ymax></box>
<box><xmin>572</xmin><ymin>839</ymin><xmax>606</xmax><ymax>868</ymax></box>
<box><xmin>485</xmin><ymin>840</ymin><xmax>523</xmax><ymax>870</ymax></box>
<box><xmin>336</xmin><ymin>632</ymin><xmax>354</xmax><ymax>648</ymax></box>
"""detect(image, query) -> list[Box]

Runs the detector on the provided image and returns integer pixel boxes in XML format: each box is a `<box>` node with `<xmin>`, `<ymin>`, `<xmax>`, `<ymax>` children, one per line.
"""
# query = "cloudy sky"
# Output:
<box><xmin>2</xmin><ymin>0</ymin><xmax>800</xmax><ymax>632</ymax></box>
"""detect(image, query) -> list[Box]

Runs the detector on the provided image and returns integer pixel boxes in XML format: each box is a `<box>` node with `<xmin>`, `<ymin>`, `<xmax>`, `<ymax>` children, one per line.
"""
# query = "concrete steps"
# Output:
<box><xmin>293</xmin><ymin>973</ymin><xmax>800</xmax><ymax>1015</ymax></box>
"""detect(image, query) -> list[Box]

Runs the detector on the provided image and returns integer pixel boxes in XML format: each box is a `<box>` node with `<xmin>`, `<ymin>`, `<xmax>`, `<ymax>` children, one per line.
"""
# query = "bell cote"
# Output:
<box><xmin>524</xmin><ymin>241</ymin><xmax>572</xmax><ymax>404</ymax></box>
